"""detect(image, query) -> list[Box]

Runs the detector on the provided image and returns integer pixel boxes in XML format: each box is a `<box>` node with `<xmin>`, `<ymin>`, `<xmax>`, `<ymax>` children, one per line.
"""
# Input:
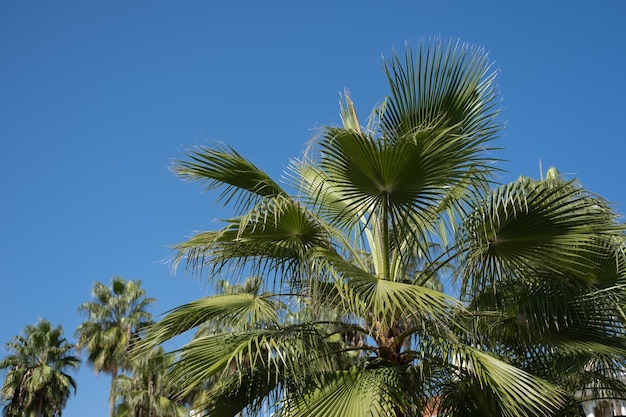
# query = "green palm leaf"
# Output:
<box><xmin>173</xmin><ymin>144</ymin><xmax>287</xmax><ymax>211</ymax></box>
<box><xmin>316</xmin><ymin>123</ymin><xmax>494</xmax><ymax>236</ymax></box>
<box><xmin>282</xmin><ymin>367</ymin><xmax>422</xmax><ymax>417</ymax></box>
<box><xmin>312</xmin><ymin>248</ymin><xmax>456</xmax><ymax>330</ymax></box>
<box><xmin>143</xmin><ymin>293</ymin><xmax>282</xmax><ymax>346</ymax></box>
<box><xmin>459</xmin><ymin>171</ymin><xmax>625</xmax><ymax>296</ymax></box>
<box><xmin>380</xmin><ymin>39</ymin><xmax>500</xmax><ymax>141</ymax></box>
<box><xmin>437</xmin><ymin>344</ymin><xmax>565</xmax><ymax>417</ymax></box>
<box><xmin>172</xmin><ymin>195</ymin><xmax>331</xmax><ymax>281</ymax></box>
<box><xmin>163</xmin><ymin>324</ymin><xmax>346</xmax><ymax>401</ymax></box>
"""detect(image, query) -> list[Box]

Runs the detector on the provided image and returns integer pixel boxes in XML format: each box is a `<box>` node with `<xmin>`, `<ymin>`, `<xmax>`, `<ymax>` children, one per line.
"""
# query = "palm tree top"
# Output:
<box><xmin>1</xmin><ymin>319</ymin><xmax>80</xmax><ymax>417</ymax></box>
<box><xmin>143</xmin><ymin>39</ymin><xmax>626</xmax><ymax>417</ymax></box>
<box><xmin>75</xmin><ymin>276</ymin><xmax>155</xmax><ymax>417</ymax></box>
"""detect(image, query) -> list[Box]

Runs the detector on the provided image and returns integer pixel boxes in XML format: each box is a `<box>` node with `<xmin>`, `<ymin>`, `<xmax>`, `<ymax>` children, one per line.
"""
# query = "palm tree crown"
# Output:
<box><xmin>0</xmin><ymin>319</ymin><xmax>80</xmax><ymax>417</ymax></box>
<box><xmin>143</xmin><ymin>39</ymin><xmax>626</xmax><ymax>417</ymax></box>
<box><xmin>75</xmin><ymin>276</ymin><xmax>155</xmax><ymax>417</ymax></box>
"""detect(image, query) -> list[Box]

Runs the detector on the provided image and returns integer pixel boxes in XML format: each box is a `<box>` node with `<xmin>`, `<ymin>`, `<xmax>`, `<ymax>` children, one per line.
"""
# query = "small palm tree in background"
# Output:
<box><xmin>142</xmin><ymin>39</ymin><xmax>626</xmax><ymax>417</ymax></box>
<box><xmin>115</xmin><ymin>346</ymin><xmax>188</xmax><ymax>417</ymax></box>
<box><xmin>76</xmin><ymin>276</ymin><xmax>154</xmax><ymax>417</ymax></box>
<box><xmin>0</xmin><ymin>319</ymin><xmax>79</xmax><ymax>417</ymax></box>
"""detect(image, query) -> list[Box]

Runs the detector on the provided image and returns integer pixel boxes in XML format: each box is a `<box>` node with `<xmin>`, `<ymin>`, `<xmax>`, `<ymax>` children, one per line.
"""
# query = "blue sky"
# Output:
<box><xmin>1</xmin><ymin>1</ymin><xmax>625</xmax><ymax>416</ymax></box>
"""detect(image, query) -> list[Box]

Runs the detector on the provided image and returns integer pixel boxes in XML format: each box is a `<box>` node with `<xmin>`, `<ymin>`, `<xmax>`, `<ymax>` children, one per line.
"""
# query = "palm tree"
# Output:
<box><xmin>76</xmin><ymin>276</ymin><xmax>155</xmax><ymax>417</ymax></box>
<box><xmin>143</xmin><ymin>39</ymin><xmax>626</xmax><ymax>416</ymax></box>
<box><xmin>0</xmin><ymin>319</ymin><xmax>80</xmax><ymax>417</ymax></box>
<box><xmin>115</xmin><ymin>347</ymin><xmax>188</xmax><ymax>417</ymax></box>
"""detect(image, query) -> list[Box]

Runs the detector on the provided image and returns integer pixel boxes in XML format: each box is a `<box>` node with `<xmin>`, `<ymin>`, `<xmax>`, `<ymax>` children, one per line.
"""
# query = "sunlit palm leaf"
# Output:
<box><xmin>173</xmin><ymin>195</ymin><xmax>331</xmax><ymax>280</ymax></box>
<box><xmin>173</xmin><ymin>144</ymin><xmax>287</xmax><ymax>212</ymax></box>
<box><xmin>380</xmin><ymin>39</ymin><xmax>500</xmax><ymax>141</ymax></box>
<box><xmin>291</xmin><ymin>161</ymin><xmax>362</xmax><ymax>236</ymax></box>
<box><xmin>143</xmin><ymin>293</ymin><xmax>282</xmax><ymax>347</ymax></box>
<box><xmin>312</xmin><ymin>248</ymin><xmax>457</xmax><ymax>331</ymax></box>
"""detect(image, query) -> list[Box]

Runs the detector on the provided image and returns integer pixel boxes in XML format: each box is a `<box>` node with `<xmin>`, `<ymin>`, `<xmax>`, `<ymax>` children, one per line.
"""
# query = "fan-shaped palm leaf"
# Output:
<box><xmin>282</xmin><ymin>367</ymin><xmax>423</xmax><ymax>417</ymax></box>
<box><xmin>459</xmin><ymin>171</ymin><xmax>625</xmax><ymax>297</ymax></box>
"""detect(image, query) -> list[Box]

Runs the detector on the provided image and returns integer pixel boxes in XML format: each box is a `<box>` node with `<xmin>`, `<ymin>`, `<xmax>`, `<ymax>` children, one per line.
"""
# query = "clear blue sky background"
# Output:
<box><xmin>1</xmin><ymin>1</ymin><xmax>625</xmax><ymax>416</ymax></box>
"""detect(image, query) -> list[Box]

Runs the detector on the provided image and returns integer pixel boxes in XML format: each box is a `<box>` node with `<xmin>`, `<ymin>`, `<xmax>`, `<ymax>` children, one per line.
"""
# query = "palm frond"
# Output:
<box><xmin>172</xmin><ymin>195</ymin><xmax>331</xmax><ymax>281</ymax></box>
<box><xmin>437</xmin><ymin>344</ymin><xmax>566</xmax><ymax>417</ymax></box>
<box><xmin>163</xmin><ymin>324</ymin><xmax>346</xmax><ymax>401</ymax></box>
<box><xmin>380</xmin><ymin>38</ymin><xmax>501</xmax><ymax>142</ymax></box>
<box><xmin>141</xmin><ymin>293</ymin><xmax>282</xmax><ymax>348</ymax></box>
<box><xmin>173</xmin><ymin>144</ymin><xmax>287</xmax><ymax>213</ymax></box>
<box><xmin>282</xmin><ymin>367</ymin><xmax>424</xmax><ymax>417</ymax></box>
<box><xmin>459</xmin><ymin>172</ymin><xmax>625</xmax><ymax>297</ymax></box>
<box><xmin>312</xmin><ymin>248</ymin><xmax>458</xmax><ymax>331</ymax></box>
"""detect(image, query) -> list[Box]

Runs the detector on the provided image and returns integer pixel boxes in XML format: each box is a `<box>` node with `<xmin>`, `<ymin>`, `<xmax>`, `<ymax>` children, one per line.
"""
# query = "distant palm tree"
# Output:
<box><xmin>115</xmin><ymin>347</ymin><xmax>188</xmax><ymax>417</ymax></box>
<box><xmin>76</xmin><ymin>276</ymin><xmax>154</xmax><ymax>417</ymax></box>
<box><xmin>0</xmin><ymin>319</ymin><xmax>80</xmax><ymax>417</ymax></box>
<box><xmin>143</xmin><ymin>39</ymin><xmax>626</xmax><ymax>416</ymax></box>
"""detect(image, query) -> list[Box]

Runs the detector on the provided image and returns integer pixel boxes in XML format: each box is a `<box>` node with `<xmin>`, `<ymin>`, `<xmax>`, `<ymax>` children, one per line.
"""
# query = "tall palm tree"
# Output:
<box><xmin>0</xmin><ymin>319</ymin><xmax>80</xmax><ymax>417</ymax></box>
<box><xmin>76</xmin><ymin>276</ymin><xmax>155</xmax><ymax>417</ymax></box>
<box><xmin>143</xmin><ymin>39</ymin><xmax>626</xmax><ymax>416</ymax></box>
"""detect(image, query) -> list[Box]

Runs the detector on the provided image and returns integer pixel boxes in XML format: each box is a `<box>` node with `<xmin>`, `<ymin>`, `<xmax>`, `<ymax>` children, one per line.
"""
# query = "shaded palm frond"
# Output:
<box><xmin>435</xmin><ymin>344</ymin><xmax>566</xmax><ymax>417</ymax></box>
<box><xmin>282</xmin><ymin>367</ymin><xmax>425</xmax><ymax>417</ymax></box>
<box><xmin>459</xmin><ymin>172</ymin><xmax>625</xmax><ymax>297</ymax></box>
<box><xmin>163</xmin><ymin>324</ymin><xmax>347</xmax><ymax>401</ymax></box>
<box><xmin>189</xmin><ymin>365</ymin><xmax>281</xmax><ymax>417</ymax></box>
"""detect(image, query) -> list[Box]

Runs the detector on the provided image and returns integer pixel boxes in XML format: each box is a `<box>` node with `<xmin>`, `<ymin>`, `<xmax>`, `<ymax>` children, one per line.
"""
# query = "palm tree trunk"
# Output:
<box><xmin>36</xmin><ymin>392</ymin><xmax>44</xmax><ymax>417</ymax></box>
<box><xmin>109</xmin><ymin>367</ymin><xmax>118</xmax><ymax>417</ymax></box>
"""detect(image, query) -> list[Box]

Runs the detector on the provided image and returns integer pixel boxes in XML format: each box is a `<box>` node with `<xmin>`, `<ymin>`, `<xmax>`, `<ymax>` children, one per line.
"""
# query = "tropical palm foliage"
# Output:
<box><xmin>0</xmin><ymin>319</ymin><xmax>80</xmax><ymax>417</ymax></box>
<box><xmin>143</xmin><ymin>39</ymin><xmax>626</xmax><ymax>417</ymax></box>
<box><xmin>450</xmin><ymin>168</ymin><xmax>626</xmax><ymax>416</ymax></box>
<box><xmin>76</xmin><ymin>276</ymin><xmax>155</xmax><ymax>417</ymax></box>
